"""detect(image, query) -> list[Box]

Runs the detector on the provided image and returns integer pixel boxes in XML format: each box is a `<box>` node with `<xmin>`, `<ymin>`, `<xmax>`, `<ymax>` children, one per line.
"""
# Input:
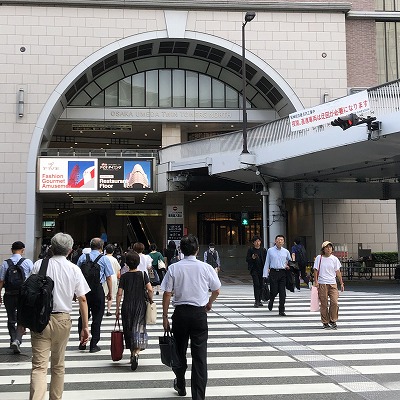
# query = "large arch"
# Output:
<box><xmin>25</xmin><ymin>29</ymin><xmax>303</xmax><ymax>258</ymax></box>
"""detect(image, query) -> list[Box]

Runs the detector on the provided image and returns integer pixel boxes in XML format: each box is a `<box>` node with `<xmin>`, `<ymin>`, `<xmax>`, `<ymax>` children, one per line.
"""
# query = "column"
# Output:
<box><xmin>268</xmin><ymin>182</ymin><xmax>286</xmax><ymax>247</ymax></box>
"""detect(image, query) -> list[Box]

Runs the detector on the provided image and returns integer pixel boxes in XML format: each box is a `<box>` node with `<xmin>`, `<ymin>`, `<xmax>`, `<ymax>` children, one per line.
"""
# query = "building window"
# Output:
<box><xmin>77</xmin><ymin>69</ymin><xmax>248</xmax><ymax>109</ymax></box>
<box><xmin>376</xmin><ymin>22</ymin><xmax>400</xmax><ymax>83</ymax></box>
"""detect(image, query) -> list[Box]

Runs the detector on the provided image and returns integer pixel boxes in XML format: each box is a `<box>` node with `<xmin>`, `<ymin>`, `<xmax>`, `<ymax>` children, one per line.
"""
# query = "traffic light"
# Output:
<box><xmin>241</xmin><ymin>211</ymin><xmax>249</xmax><ymax>226</ymax></box>
<box><xmin>331</xmin><ymin>113</ymin><xmax>360</xmax><ymax>130</ymax></box>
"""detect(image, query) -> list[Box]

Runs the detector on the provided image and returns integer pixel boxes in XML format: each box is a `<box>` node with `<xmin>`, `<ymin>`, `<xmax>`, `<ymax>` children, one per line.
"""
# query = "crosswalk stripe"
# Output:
<box><xmin>1</xmin><ymin>289</ymin><xmax>400</xmax><ymax>399</ymax></box>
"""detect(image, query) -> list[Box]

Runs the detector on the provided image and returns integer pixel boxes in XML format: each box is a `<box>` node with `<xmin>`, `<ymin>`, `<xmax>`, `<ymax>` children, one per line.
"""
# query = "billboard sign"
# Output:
<box><xmin>38</xmin><ymin>157</ymin><xmax>153</xmax><ymax>192</ymax></box>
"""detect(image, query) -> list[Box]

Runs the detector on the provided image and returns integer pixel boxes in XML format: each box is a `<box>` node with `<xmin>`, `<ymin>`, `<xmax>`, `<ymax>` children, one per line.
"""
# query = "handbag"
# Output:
<box><xmin>110</xmin><ymin>318</ymin><xmax>124</xmax><ymax>361</ymax></box>
<box><xmin>149</xmin><ymin>267</ymin><xmax>160</xmax><ymax>285</ymax></box>
<box><xmin>310</xmin><ymin>286</ymin><xmax>320</xmax><ymax>312</ymax></box>
<box><xmin>158</xmin><ymin>258</ymin><xmax>166</xmax><ymax>269</ymax></box>
<box><xmin>310</xmin><ymin>256</ymin><xmax>322</xmax><ymax>312</ymax></box>
<box><xmin>261</xmin><ymin>278</ymin><xmax>270</xmax><ymax>302</ymax></box>
<box><xmin>146</xmin><ymin>301</ymin><xmax>157</xmax><ymax>325</ymax></box>
<box><xmin>159</xmin><ymin>332</ymin><xmax>182</xmax><ymax>368</ymax></box>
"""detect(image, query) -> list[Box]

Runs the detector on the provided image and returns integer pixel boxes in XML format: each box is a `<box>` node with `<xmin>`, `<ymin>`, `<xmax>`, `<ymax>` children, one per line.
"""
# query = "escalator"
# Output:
<box><xmin>127</xmin><ymin>216</ymin><xmax>154</xmax><ymax>249</ymax></box>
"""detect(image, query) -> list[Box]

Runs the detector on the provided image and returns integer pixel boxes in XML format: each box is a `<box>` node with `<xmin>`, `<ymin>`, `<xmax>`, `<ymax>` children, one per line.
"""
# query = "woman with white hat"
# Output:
<box><xmin>313</xmin><ymin>241</ymin><xmax>345</xmax><ymax>329</ymax></box>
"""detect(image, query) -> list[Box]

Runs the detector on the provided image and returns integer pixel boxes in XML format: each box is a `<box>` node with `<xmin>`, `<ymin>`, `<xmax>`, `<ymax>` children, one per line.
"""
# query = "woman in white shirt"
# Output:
<box><xmin>313</xmin><ymin>241</ymin><xmax>345</xmax><ymax>329</ymax></box>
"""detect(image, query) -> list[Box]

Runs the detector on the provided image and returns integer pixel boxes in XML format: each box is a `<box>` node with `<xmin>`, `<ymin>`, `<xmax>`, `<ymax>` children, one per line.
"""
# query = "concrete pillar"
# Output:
<box><xmin>162</xmin><ymin>123</ymin><xmax>181</xmax><ymax>147</ymax></box>
<box><xmin>314</xmin><ymin>199</ymin><xmax>324</xmax><ymax>257</ymax></box>
<box><xmin>164</xmin><ymin>192</ymin><xmax>185</xmax><ymax>249</ymax></box>
<box><xmin>268</xmin><ymin>182</ymin><xmax>286</xmax><ymax>247</ymax></box>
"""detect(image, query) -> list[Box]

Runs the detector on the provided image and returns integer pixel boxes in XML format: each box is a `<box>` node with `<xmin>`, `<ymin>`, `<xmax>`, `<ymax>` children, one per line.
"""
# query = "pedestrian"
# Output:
<box><xmin>161</xmin><ymin>234</ymin><xmax>221</xmax><ymax>400</ymax></box>
<box><xmin>132</xmin><ymin>242</ymin><xmax>152</xmax><ymax>276</ymax></box>
<box><xmin>29</xmin><ymin>232</ymin><xmax>90</xmax><ymax>400</ymax></box>
<box><xmin>148</xmin><ymin>243</ymin><xmax>165</xmax><ymax>293</ymax></box>
<box><xmin>103</xmin><ymin>244</ymin><xmax>121</xmax><ymax>316</ymax></box>
<box><xmin>115</xmin><ymin>251</ymin><xmax>153</xmax><ymax>370</ymax></box>
<box><xmin>246</xmin><ymin>235</ymin><xmax>267</xmax><ymax>308</ymax></box>
<box><xmin>204</xmin><ymin>242</ymin><xmax>221</xmax><ymax>274</ymax></box>
<box><xmin>314</xmin><ymin>241</ymin><xmax>345</xmax><ymax>329</ymax></box>
<box><xmin>0</xmin><ymin>241</ymin><xmax>34</xmax><ymax>353</ymax></box>
<box><xmin>263</xmin><ymin>235</ymin><xmax>292</xmax><ymax>316</ymax></box>
<box><xmin>76</xmin><ymin>237</ymin><xmax>114</xmax><ymax>353</ymax></box>
<box><xmin>163</xmin><ymin>240</ymin><xmax>177</xmax><ymax>266</ymax></box>
<box><xmin>291</xmin><ymin>238</ymin><xmax>310</xmax><ymax>290</ymax></box>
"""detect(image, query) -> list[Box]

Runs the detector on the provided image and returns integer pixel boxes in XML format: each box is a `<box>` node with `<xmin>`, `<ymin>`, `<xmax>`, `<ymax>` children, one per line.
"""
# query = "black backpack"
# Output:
<box><xmin>80</xmin><ymin>254</ymin><xmax>103</xmax><ymax>290</ymax></box>
<box><xmin>4</xmin><ymin>258</ymin><xmax>26</xmax><ymax>293</ymax></box>
<box><xmin>206</xmin><ymin>251</ymin><xmax>218</xmax><ymax>268</ymax></box>
<box><xmin>17</xmin><ymin>257</ymin><xmax>54</xmax><ymax>333</ymax></box>
<box><xmin>297</xmin><ymin>245</ymin><xmax>308</xmax><ymax>267</ymax></box>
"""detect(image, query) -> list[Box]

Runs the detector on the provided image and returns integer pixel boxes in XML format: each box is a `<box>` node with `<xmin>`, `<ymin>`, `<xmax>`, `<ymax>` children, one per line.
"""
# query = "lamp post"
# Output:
<box><xmin>241</xmin><ymin>11</ymin><xmax>256</xmax><ymax>154</ymax></box>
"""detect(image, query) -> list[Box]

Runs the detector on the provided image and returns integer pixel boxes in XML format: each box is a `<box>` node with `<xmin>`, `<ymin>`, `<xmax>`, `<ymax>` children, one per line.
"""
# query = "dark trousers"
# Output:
<box><xmin>269</xmin><ymin>269</ymin><xmax>287</xmax><ymax>313</ymax></box>
<box><xmin>4</xmin><ymin>293</ymin><xmax>23</xmax><ymax>343</ymax></box>
<box><xmin>78</xmin><ymin>285</ymin><xmax>105</xmax><ymax>349</ymax></box>
<box><xmin>250</xmin><ymin>268</ymin><xmax>263</xmax><ymax>303</ymax></box>
<box><xmin>172</xmin><ymin>305</ymin><xmax>208</xmax><ymax>400</ymax></box>
<box><xmin>293</xmin><ymin>265</ymin><xmax>309</xmax><ymax>289</ymax></box>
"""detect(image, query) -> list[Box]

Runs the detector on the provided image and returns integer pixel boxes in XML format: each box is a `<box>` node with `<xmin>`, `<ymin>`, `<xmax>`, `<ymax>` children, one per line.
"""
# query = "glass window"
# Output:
<box><xmin>212</xmin><ymin>78</ymin><xmax>224</xmax><ymax>107</ymax></box>
<box><xmin>146</xmin><ymin>70</ymin><xmax>158</xmax><ymax>107</ymax></box>
<box><xmin>91</xmin><ymin>91</ymin><xmax>104</xmax><ymax>106</ymax></box>
<box><xmin>199</xmin><ymin>75</ymin><xmax>211</xmax><ymax>107</ymax></box>
<box><xmin>225</xmin><ymin>85</ymin><xmax>238</xmax><ymax>108</ymax></box>
<box><xmin>105</xmin><ymin>82</ymin><xmax>118</xmax><ymax>107</ymax></box>
<box><xmin>159</xmin><ymin>69</ymin><xmax>172</xmax><ymax>107</ymax></box>
<box><xmin>119</xmin><ymin>77</ymin><xmax>131</xmax><ymax>106</ymax></box>
<box><xmin>132</xmin><ymin>73</ymin><xmax>145</xmax><ymax>107</ymax></box>
<box><xmin>186</xmin><ymin>71</ymin><xmax>198</xmax><ymax>107</ymax></box>
<box><xmin>173</xmin><ymin>69</ymin><xmax>185</xmax><ymax>107</ymax></box>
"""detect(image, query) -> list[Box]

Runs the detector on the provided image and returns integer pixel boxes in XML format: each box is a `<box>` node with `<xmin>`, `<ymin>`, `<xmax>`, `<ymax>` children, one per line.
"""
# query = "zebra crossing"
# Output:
<box><xmin>1</xmin><ymin>285</ymin><xmax>400</xmax><ymax>399</ymax></box>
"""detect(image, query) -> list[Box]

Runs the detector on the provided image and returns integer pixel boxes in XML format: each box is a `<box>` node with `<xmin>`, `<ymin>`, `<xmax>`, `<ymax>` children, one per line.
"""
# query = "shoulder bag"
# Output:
<box><xmin>143</xmin><ymin>272</ymin><xmax>157</xmax><ymax>324</ymax></box>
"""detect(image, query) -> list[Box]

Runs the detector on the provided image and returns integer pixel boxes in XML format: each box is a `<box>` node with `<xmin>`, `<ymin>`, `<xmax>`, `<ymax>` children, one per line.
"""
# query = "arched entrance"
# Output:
<box><xmin>26</xmin><ymin>30</ymin><xmax>303</xmax><ymax>259</ymax></box>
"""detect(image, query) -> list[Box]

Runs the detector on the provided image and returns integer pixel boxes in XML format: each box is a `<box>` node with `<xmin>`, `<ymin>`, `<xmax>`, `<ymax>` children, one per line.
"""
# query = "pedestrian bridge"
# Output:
<box><xmin>158</xmin><ymin>79</ymin><xmax>400</xmax><ymax>197</ymax></box>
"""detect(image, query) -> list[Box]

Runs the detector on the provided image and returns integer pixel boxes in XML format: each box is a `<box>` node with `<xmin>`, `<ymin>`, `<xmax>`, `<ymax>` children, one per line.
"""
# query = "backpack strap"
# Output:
<box><xmin>93</xmin><ymin>254</ymin><xmax>103</xmax><ymax>264</ymax></box>
<box><xmin>6</xmin><ymin>259</ymin><xmax>14</xmax><ymax>268</ymax></box>
<box><xmin>38</xmin><ymin>257</ymin><xmax>51</xmax><ymax>277</ymax></box>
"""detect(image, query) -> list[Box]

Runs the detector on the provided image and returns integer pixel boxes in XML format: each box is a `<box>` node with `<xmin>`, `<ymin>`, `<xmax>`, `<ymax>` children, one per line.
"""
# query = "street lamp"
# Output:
<box><xmin>241</xmin><ymin>11</ymin><xmax>256</xmax><ymax>154</ymax></box>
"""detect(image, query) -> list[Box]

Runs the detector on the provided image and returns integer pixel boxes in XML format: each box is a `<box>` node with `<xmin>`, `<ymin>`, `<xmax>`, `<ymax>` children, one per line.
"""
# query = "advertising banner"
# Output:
<box><xmin>38</xmin><ymin>158</ymin><xmax>98</xmax><ymax>191</ymax></box>
<box><xmin>98</xmin><ymin>158</ymin><xmax>153</xmax><ymax>191</ymax></box>
<box><xmin>38</xmin><ymin>157</ymin><xmax>153</xmax><ymax>192</ymax></box>
<box><xmin>289</xmin><ymin>90</ymin><xmax>370</xmax><ymax>133</ymax></box>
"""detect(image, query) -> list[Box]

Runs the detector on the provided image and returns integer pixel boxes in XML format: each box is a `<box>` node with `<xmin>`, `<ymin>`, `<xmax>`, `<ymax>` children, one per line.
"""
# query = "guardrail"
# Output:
<box><xmin>306</xmin><ymin>260</ymin><xmax>400</xmax><ymax>281</ymax></box>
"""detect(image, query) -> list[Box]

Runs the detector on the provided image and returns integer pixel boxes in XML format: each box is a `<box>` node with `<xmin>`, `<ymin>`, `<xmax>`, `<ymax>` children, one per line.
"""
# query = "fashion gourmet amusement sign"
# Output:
<box><xmin>38</xmin><ymin>158</ymin><xmax>154</xmax><ymax>192</ymax></box>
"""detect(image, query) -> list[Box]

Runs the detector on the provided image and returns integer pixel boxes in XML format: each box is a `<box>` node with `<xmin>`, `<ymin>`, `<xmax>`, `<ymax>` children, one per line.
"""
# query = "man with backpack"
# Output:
<box><xmin>0</xmin><ymin>241</ymin><xmax>33</xmax><ymax>354</ymax></box>
<box><xmin>204</xmin><ymin>243</ymin><xmax>221</xmax><ymax>274</ymax></box>
<box><xmin>29</xmin><ymin>232</ymin><xmax>90</xmax><ymax>400</ymax></box>
<box><xmin>76</xmin><ymin>237</ymin><xmax>114</xmax><ymax>353</ymax></box>
<box><xmin>291</xmin><ymin>238</ymin><xmax>310</xmax><ymax>291</ymax></box>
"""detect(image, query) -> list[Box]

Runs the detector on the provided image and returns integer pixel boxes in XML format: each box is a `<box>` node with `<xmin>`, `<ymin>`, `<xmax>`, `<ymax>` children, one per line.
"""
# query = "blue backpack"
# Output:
<box><xmin>4</xmin><ymin>258</ymin><xmax>26</xmax><ymax>293</ymax></box>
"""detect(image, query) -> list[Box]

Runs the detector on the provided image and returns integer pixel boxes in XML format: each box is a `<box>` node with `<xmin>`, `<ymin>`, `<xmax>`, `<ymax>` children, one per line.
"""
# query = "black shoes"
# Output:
<box><xmin>268</xmin><ymin>301</ymin><xmax>273</xmax><ymax>311</ymax></box>
<box><xmin>89</xmin><ymin>345</ymin><xmax>101</xmax><ymax>353</ymax></box>
<box><xmin>279</xmin><ymin>312</ymin><xmax>286</xmax><ymax>316</ymax></box>
<box><xmin>174</xmin><ymin>378</ymin><xmax>186</xmax><ymax>396</ymax></box>
<box><xmin>330</xmin><ymin>321</ymin><xmax>338</xmax><ymax>329</ymax></box>
<box><xmin>322</xmin><ymin>323</ymin><xmax>330</xmax><ymax>329</ymax></box>
<box><xmin>106</xmin><ymin>311</ymin><xmax>112</xmax><ymax>316</ymax></box>
<box><xmin>78</xmin><ymin>343</ymin><xmax>86</xmax><ymax>350</ymax></box>
<box><xmin>130</xmin><ymin>354</ymin><xmax>139</xmax><ymax>371</ymax></box>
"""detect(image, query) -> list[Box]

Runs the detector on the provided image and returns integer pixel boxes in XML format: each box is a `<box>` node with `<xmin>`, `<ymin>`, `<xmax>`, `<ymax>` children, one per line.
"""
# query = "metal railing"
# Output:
<box><xmin>159</xmin><ymin>78</ymin><xmax>400</xmax><ymax>164</ymax></box>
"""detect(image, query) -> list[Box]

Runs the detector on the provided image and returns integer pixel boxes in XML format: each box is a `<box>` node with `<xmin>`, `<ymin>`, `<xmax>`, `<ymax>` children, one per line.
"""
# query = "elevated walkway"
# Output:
<box><xmin>159</xmin><ymin>80</ymin><xmax>400</xmax><ymax>189</ymax></box>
